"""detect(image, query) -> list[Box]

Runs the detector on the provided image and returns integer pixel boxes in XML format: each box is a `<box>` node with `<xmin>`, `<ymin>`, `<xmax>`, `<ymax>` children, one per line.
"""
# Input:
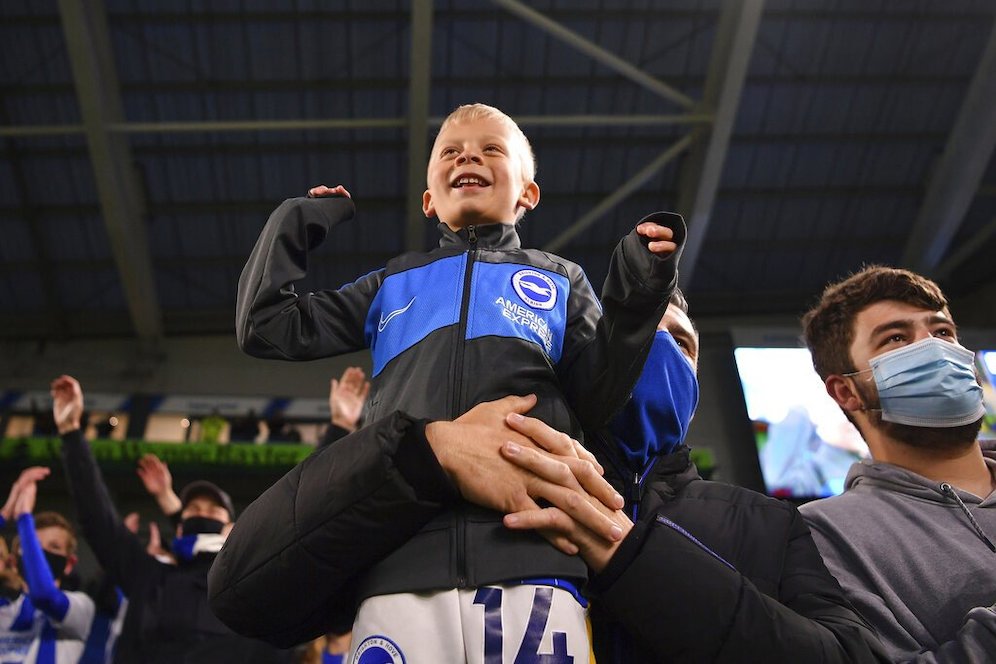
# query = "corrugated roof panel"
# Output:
<box><xmin>0</xmin><ymin>269</ymin><xmax>45</xmax><ymax>311</ymax></box>
<box><xmin>3</xmin><ymin>2</ymin><xmax>995</xmax><ymax>338</ymax></box>
<box><xmin>19</xmin><ymin>148</ymin><xmax>95</xmax><ymax>208</ymax></box>
<box><xmin>0</xmin><ymin>219</ymin><xmax>36</xmax><ymax>265</ymax></box>
<box><xmin>55</xmin><ymin>267</ymin><xmax>126</xmax><ymax>311</ymax></box>
<box><xmin>43</xmin><ymin>215</ymin><xmax>111</xmax><ymax>264</ymax></box>
<box><xmin>0</xmin><ymin>159</ymin><xmax>18</xmax><ymax>203</ymax></box>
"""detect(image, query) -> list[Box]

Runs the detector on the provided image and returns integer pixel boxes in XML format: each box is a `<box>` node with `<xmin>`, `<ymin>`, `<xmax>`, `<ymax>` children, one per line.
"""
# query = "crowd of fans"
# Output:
<box><xmin>1</xmin><ymin>370</ymin><xmax>368</xmax><ymax>664</ymax></box>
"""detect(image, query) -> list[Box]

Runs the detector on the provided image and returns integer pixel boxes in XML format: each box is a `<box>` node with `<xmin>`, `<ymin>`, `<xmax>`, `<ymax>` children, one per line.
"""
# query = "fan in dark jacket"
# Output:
<box><xmin>51</xmin><ymin>375</ymin><xmax>292</xmax><ymax>664</ymax></box>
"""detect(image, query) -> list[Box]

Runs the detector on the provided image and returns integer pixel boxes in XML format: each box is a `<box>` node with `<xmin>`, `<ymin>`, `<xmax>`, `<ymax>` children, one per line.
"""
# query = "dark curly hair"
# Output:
<box><xmin>802</xmin><ymin>265</ymin><xmax>946</xmax><ymax>380</ymax></box>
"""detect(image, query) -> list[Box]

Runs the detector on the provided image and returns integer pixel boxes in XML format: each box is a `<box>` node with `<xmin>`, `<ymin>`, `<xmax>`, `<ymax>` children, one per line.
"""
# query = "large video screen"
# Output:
<box><xmin>977</xmin><ymin>350</ymin><xmax>996</xmax><ymax>441</ymax></box>
<box><xmin>734</xmin><ymin>344</ymin><xmax>996</xmax><ymax>500</ymax></box>
<box><xmin>733</xmin><ymin>347</ymin><xmax>869</xmax><ymax>499</ymax></box>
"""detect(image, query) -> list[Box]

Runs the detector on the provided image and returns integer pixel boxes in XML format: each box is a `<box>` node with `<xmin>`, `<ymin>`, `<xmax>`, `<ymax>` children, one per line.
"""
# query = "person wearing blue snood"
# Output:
<box><xmin>500</xmin><ymin>289</ymin><xmax>889</xmax><ymax>663</ymax></box>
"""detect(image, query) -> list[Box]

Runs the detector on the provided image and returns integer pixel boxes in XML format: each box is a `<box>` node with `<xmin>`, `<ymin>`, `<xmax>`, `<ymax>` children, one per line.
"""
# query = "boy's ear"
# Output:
<box><xmin>518</xmin><ymin>181</ymin><xmax>540</xmax><ymax>211</ymax></box>
<box><xmin>422</xmin><ymin>189</ymin><xmax>436</xmax><ymax>219</ymax></box>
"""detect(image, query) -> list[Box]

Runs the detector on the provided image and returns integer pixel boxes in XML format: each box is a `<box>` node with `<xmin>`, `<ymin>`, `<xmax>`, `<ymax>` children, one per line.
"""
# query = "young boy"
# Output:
<box><xmin>0</xmin><ymin>467</ymin><xmax>95</xmax><ymax>664</ymax></box>
<box><xmin>233</xmin><ymin>103</ymin><xmax>685</xmax><ymax>661</ymax></box>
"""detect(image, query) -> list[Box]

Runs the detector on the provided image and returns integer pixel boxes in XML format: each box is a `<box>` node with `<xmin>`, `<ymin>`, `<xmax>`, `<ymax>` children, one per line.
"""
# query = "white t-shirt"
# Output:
<box><xmin>0</xmin><ymin>590</ymin><xmax>95</xmax><ymax>664</ymax></box>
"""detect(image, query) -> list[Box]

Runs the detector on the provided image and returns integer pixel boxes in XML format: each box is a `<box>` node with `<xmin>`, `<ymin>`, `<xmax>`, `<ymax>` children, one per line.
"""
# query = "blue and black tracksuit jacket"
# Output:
<box><xmin>234</xmin><ymin>195</ymin><xmax>685</xmax><ymax>600</ymax></box>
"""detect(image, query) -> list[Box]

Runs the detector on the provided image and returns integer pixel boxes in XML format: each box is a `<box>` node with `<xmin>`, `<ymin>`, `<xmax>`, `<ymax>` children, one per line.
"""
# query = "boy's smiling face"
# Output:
<box><xmin>423</xmin><ymin>116</ymin><xmax>539</xmax><ymax>231</ymax></box>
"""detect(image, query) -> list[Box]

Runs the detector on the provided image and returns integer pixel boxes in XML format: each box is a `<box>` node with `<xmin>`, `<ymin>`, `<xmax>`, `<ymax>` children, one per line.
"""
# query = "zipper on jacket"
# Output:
<box><xmin>656</xmin><ymin>515</ymin><xmax>737</xmax><ymax>571</ymax></box>
<box><xmin>592</xmin><ymin>431</ymin><xmax>661</xmax><ymax>521</ymax></box>
<box><xmin>627</xmin><ymin>472</ymin><xmax>641</xmax><ymax>521</ymax></box>
<box><xmin>940</xmin><ymin>482</ymin><xmax>996</xmax><ymax>554</ymax></box>
<box><xmin>453</xmin><ymin>225</ymin><xmax>478</xmax><ymax>587</ymax></box>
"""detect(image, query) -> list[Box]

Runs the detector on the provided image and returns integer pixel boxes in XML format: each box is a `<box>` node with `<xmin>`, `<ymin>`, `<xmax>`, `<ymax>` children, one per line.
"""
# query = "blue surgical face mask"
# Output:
<box><xmin>853</xmin><ymin>336</ymin><xmax>985</xmax><ymax>428</ymax></box>
<box><xmin>608</xmin><ymin>330</ymin><xmax>699</xmax><ymax>468</ymax></box>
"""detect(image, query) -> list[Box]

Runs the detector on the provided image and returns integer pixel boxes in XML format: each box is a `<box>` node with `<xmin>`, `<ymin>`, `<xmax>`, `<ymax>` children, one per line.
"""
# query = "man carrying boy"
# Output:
<box><xmin>213</xmin><ymin>293</ymin><xmax>889</xmax><ymax>662</ymax></box>
<box><xmin>1</xmin><ymin>467</ymin><xmax>95</xmax><ymax>663</ymax></box>
<box><xmin>227</xmin><ymin>103</ymin><xmax>683</xmax><ymax>660</ymax></box>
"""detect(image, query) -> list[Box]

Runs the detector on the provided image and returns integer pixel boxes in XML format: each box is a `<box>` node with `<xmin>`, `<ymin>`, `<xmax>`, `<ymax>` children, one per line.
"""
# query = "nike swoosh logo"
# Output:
<box><xmin>378</xmin><ymin>296</ymin><xmax>416</xmax><ymax>333</ymax></box>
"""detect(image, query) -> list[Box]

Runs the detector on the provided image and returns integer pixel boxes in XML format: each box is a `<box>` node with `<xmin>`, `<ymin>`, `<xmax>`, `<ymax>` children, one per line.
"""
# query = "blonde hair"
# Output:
<box><xmin>436</xmin><ymin>103</ymin><xmax>537</xmax><ymax>184</ymax></box>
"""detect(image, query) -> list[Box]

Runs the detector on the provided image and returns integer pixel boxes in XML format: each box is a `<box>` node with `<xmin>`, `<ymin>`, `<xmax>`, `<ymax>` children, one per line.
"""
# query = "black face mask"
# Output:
<box><xmin>17</xmin><ymin>550</ymin><xmax>69</xmax><ymax>585</ymax></box>
<box><xmin>180</xmin><ymin>516</ymin><xmax>225</xmax><ymax>537</ymax></box>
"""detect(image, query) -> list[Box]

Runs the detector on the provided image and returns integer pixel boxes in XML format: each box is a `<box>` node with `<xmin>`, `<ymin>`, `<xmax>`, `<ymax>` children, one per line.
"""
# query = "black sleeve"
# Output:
<box><xmin>560</xmin><ymin>211</ymin><xmax>686</xmax><ymax>431</ymax></box>
<box><xmin>318</xmin><ymin>423</ymin><xmax>353</xmax><ymax>451</ymax></box>
<box><xmin>236</xmin><ymin>195</ymin><xmax>383</xmax><ymax>360</ymax></box>
<box><xmin>208</xmin><ymin>411</ymin><xmax>458</xmax><ymax>648</ymax></box>
<box><xmin>588</xmin><ymin>506</ymin><xmax>890</xmax><ymax>663</ymax></box>
<box><xmin>59</xmin><ymin>430</ymin><xmax>158</xmax><ymax>598</ymax></box>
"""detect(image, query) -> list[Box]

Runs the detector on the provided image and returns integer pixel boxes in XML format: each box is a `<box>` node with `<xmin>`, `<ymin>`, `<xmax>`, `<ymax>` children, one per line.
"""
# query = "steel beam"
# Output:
<box><xmin>677</xmin><ymin>0</ymin><xmax>764</xmax><ymax>290</ymax></box>
<box><xmin>405</xmin><ymin>0</ymin><xmax>434</xmax><ymax>252</ymax></box>
<box><xmin>112</xmin><ymin>118</ymin><xmax>406</xmax><ymax>133</ymax></box>
<box><xmin>543</xmin><ymin>134</ymin><xmax>694</xmax><ymax>253</ymax></box>
<box><xmin>0</xmin><ymin>124</ymin><xmax>85</xmax><ymax>137</ymax></box>
<box><xmin>511</xmin><ymin>114</ymin><xmax>711</xmax><ymax>127</ymax></box>
<box><xmin>0</xmin><ymin>114</ymin><xmax>710</xmax><ymax>137</ymax></box>
<box><xmin>901</xmin><ymin>21</ymin><xmax>996</xmax><ymax>275</ymax></box>
<box><xmin>58</xmin><ymin>0</ymin><xmax>163</xmax><ymax>343</ymax></box>
<box><xmin>490</xmin><ymin>0</ymin><xmax>695</xmax><ymax>109</ymax></box>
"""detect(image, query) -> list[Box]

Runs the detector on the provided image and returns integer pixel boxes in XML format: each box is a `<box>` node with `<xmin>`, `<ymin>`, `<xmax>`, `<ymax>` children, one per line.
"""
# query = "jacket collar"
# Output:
<box><xmin>648</xmin><ymin>445</ymin><xmax>701</xmax><ymax>494</ymax></box>
<box><xmin>437</xmin><ymin>222</ymin><xmax>521</xmax><ymax>250</ymax></box>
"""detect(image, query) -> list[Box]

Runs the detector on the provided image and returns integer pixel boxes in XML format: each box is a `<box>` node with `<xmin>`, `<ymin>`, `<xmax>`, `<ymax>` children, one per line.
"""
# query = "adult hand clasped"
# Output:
<box><xmin>845</xmin><ymin>337</ymin><xmax>985</xmax><ymax>427</ymax></box>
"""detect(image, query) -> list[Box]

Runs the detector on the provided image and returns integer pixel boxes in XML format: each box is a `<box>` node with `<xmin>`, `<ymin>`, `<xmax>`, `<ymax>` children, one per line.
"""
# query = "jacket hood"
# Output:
<box><xmin>437</xmin><ymin>221</ymin><xmax>521</xmax><ymax>250</ymax></box>
<box><xmin>844</xmin><ymin>438</ymin><xmax>996</xmax><ymax>504</ymax></box>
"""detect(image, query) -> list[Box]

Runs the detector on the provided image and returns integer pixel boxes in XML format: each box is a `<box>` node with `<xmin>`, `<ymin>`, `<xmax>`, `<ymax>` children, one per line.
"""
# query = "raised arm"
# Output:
<box><xmin>52</xmin><ymin>375</ymin><xmax>157</xmax><ymax>597</ymax></box>
<box><xmin>10</xmin><ymin>468</ymin><xmax>95</xmax><ymax>639</ymax></box>
<box><xmin>16</xmin><ymin>507</ymin><xmax>69</xmax><ymax>622</ymax></box>
<box><xmin>319</xmin><ymin>366</ymin><xmax>371</xmax><ymax>449</ymax></box>
<box><xmin>136</xmin><ymin>454</ymin><xmax>182</xmax><ymax>518</ymax></box>
<box><xmin>4</xmin><ymin>468</ymin><xmax>63</xmax><ymax>617</ymax></box>
<box><xmin>559</xmin><ymin>212</ymin><xmax>687</xmax><ymax>431</ymax></box>
<box><xmin>236</xmin><ymin>191</ymin><xmax>382</xmax><ymax>360</ymax></box>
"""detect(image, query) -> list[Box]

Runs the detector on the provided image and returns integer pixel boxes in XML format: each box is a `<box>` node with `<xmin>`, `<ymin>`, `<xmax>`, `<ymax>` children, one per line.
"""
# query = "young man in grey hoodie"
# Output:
<box><xmin>799</xmin><ymin>265</ymin><xmax>996</xmax><ymax>662</ymax></box>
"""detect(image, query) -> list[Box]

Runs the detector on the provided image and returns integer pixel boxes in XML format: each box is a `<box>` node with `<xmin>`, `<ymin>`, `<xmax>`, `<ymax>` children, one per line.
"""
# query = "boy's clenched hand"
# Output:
<box><xmin>636</xmin><ymin>221</ymin><xmax>677</xmax><ymax>256</ymax></box>
<box><xmin>307</xmin><ymin>184</ymin><xmax>352</xmax><ymax>199</ymax></box>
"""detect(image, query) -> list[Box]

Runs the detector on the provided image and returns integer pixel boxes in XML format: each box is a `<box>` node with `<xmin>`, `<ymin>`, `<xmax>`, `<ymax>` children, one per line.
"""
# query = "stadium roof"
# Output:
<box><xmin>2</xmin><ymin>0</ymin><xmax>995</xmax><ymax>345</ymax></box>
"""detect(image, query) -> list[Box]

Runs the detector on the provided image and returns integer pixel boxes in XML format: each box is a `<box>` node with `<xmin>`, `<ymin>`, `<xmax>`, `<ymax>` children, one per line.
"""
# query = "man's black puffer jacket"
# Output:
<box><xmin>210</xmin><ymin>412</ymin><xmax>457</xmax><ymax>647</ymax></box>
<box><xmin>586</xmin><ymin>445</ymin><xmax>890</xmax><ymax>663</ymax></box>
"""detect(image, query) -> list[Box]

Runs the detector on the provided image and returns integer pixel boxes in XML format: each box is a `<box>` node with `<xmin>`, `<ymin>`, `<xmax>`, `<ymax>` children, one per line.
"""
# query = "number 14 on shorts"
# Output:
<box><xmin>473</xmin><ymin>586</ymin><xmax>586</xmax><ymax>664</ymax></box>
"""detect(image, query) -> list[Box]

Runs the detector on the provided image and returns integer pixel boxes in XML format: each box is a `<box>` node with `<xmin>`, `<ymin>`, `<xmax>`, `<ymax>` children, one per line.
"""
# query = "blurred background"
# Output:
<box><xmin>2</xmin><ymin>0</ymin><xmax>996</xmax><ymax>505</ymax></box>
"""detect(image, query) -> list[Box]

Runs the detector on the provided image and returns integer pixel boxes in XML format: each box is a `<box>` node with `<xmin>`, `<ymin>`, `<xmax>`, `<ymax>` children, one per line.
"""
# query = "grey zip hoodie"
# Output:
<box><xmin>800</xmin><ymin>440</ymin><xmax>996</xmax><ymax>663</ymax></box>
